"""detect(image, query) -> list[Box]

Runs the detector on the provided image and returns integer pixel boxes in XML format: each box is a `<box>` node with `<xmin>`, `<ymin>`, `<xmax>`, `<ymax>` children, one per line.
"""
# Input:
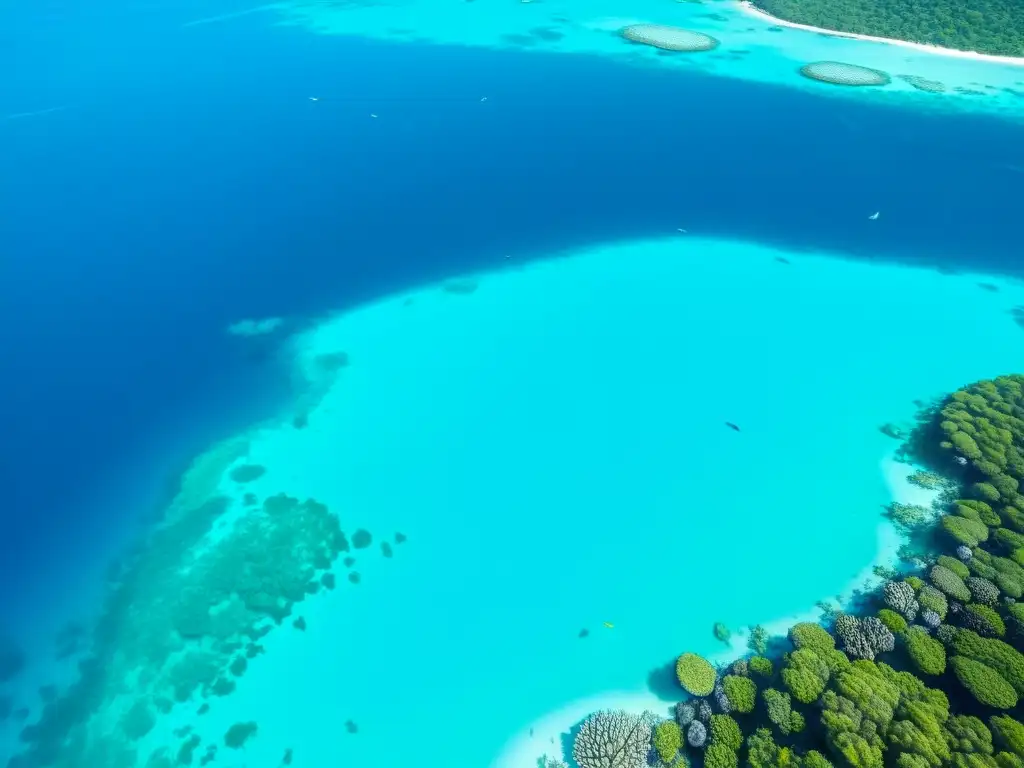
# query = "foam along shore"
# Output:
<box><xmin>737</xmin><ymin>1</ymin><xmax>1024</xmax><ymax>66</ymax></box>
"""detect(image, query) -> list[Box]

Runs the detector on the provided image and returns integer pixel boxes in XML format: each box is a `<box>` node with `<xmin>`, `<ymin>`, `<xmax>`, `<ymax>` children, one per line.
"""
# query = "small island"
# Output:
<box><xmin>747</xmin><ymin>0</ymin><xmax>1024</xmax><ymax>58</ymax></box>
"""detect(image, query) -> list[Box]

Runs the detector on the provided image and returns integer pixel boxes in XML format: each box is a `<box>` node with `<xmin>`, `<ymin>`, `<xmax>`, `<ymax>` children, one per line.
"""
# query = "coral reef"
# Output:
<box><xmin>224</xmin><ymin>721</ymin><xmax>258</xmax><ymax>748</ymax></box>
<box><xmin>722</xmin><ymin>675</ymin><xmax>756</xmax><ymax>713</ymax></box>
<box><xmin>905</xmin><ymin>626</ymin><xmax>946</xmax><ymax>675</ymax></box>
<box><xmin>653</xmin><ymin>720</ymin><xmax>682</xmax><ymax>764</ymax></box>
<box><xmin>833</xmin><ymin>614</ymin><xmax>895</xmax><ymax>659</ymax></box>
<box><xmin>932</xmin><ymin>563</ymin><xmax>973</xmax><ymax>601</ymax></box>
<box><xmin>713</xmin><ymin>681</ymin><xmax>731</xmax><ymax>713</ymax></box>
<box><xmin>883</xmin><ymin>580</ymin><xmax>919</xmax><ymax>620</ymax></box>
<box><xmin>886</xmin><ymin>502</ymin><xmax>930</xmax><ymax>528</ymax></box>
<box><xmin>675</xmin><ymin>700</ymin><xmax>696</xmax><ymax>728</ymax></box>
<box><xmin>697</xmin><ymin>700</ymin><xmax>713</xmax><ymax>723</ymax></box>
<box><xmin>967</xmin><ymin>576</ymin><xmax>1001</xmax><ymax>606</ymax></box>
<box><xmin>620</xmin><ymin>23</ymin><xmax>720</xmax><ymax>52</ymax></box>
<box><xmin>229</xmin><ymin>463</ymin><xmax>266</xmax><ymax>483</ymax></box>
<box><xmin>799</xmin><ymin>61</ymin><xmax>892</xmax><ymax>86</ymax></box>
<box><xmin>901</xmin><ymin>74</ymin><xmax>946</xmax><ymax>92</ymax></box>
<box><xmin>675</xmin><ymin>653</ymin><xmax>716</xmax><ymax>696</ymax></box>
<box><xmin>572</xmin><ymin>710</ymin><xmax>653</xmax><ymax>768</ymax></box>
<box><xmin>748</xmin><ymin>625</ymin><xmax>769</xmax><ymax>655</ymax></box>
<box><xmin>5</xmin><ymin>480</ymin><xmax>364</xmax><ymax>767</ymax></box>
<box><xmin>687</xmin><ymin>719</ymin><xmax>707</xmax><ymax>748</ymax></box>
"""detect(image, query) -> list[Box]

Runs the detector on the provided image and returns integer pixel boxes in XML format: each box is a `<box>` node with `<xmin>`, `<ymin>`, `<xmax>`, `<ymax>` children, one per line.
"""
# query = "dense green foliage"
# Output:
<box><xmin>782</xmin><ymin>647</ymin><xmax>830</xmax><ymax>703</ymax></box>
<box><xmin>943</xmin><ymin>515</ymin><xmax>991</xmax><ymax>548</ymax></box>
<box><xmin>790</xmin><ymin>622</ymin><xmax>836</xmax><ymax>654</ymax></box>
<box><xmin>723</xmin><ymin>673</ymin><xmax>757</xmax><ymax>713</ymax></box>
<box><xmin>654</xmin><ymin>720</ymin><xmax>683</xmax><ymax>763</ymax></box>
<box><xmin>676</xmin><ymin>652</ymin><xmax>716</xmax><ymax>695</ymax></box>
<box><xmin>706</xmin><ymin>741</ymin><xmax>740</xmax><ymax>768</ymax></box>
<box><xmin>763</xmin><ymin>688</ymin><xmax>805</xmax><ymax>735</ymax></box>
<box><xmin>878</xmin><ymin>608</ymin><xmax>909</xmax><ymax>634</ymax></box>
<box><xmin>963</xmin><ymin>604</ymin><xmax>1008</xmax><ymax>638</ymax></box>
<box><xmin>938</xmin><ymin>555</ymin><xmax>971</xmax><ymax>579</ymax></box>
<box><xmin>753</xmin><ymin>0</ymin><xmax>1024</xmax><ymax>58</ymax></box>
<box><xmin>750</xmin><ymin>655</ymin><xmax>774</xmax><ymax>677</ymax></box>
<box><xmin>951</xmin><ymin>656</ymin><xmax>1018</xmax><ymax>709</ymax></box>
<box><xmin>905</xmin><ymin>626</ymin><xmax>946</xmax><ymax>675</ymax></box>
<box><xmin>710</xmin><ymin>714</ymin><xmax>743</xmax><ymax>751</ymax></box>
<box><xmin>932</xmin><ymin>564</ymin><xmax>973</xmax><ymax>601</ymax></box>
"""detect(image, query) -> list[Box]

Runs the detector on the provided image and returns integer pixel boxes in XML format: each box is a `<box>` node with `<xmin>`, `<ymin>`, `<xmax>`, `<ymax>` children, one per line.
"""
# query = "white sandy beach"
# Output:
<box><xmin>737</xmin><ymin>1</ymin><xmax>1024</xmax><ymax>66</ymax></box>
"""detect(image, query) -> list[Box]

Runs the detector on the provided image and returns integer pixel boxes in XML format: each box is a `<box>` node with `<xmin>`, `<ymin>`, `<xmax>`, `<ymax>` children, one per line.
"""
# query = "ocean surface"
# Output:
<box><xmin>2</xmin><ymin>0</ymin><xmax>1024</xmax><ymax>766</ymax></box>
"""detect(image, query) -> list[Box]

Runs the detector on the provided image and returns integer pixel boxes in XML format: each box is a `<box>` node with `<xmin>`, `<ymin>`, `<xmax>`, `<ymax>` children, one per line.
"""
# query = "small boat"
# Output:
<box><xmin>603</xmin><ymin>621</ymin><xmax>615</xmax><ymax>629</ymax></box>
<box><xmin>868</xmin><ymin>211</ymin><xmax>880</xmax><ymax>220</ymax></box>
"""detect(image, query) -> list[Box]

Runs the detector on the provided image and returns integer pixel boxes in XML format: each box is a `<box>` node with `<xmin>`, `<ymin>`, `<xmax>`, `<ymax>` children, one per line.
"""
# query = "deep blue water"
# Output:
<box><xmin>1</xmin><ymin>0</ymin><xmax>1022</xmax><ymax>619</ymax></box>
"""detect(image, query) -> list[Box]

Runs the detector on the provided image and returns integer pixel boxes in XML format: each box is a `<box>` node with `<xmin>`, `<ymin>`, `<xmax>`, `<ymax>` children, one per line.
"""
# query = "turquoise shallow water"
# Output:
<box><xmin>4</xmin><ymin>0</ymin><xmax>1024</xmax><ymax>764</ymax></box>
<box><xmin>4</xmin><ymin>233</ymin><xmax>1024</xmax><ymax>767</ymax></box>
<box><xmin>143</xmin><ymin>236</ymin><xmax>1022</xmax><ymax>767</ymax></box>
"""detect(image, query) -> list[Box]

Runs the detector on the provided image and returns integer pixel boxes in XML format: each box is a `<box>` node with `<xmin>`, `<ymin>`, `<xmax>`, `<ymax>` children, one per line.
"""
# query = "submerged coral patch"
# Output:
<box><xmin>441</xmin><ymin>278</ymin><xmax>479</xmax><ymax>295</ymax></box>
<box><xmin>799</xmin><ymin>61</ymin><xmax>891</xmax><ymax>87</ymax></box>
<box><xmin>898</xmin><ymin>74</ymin><xmax>947</xmax><ymax>93</ymax></box>
<box><xmin>6</xmin><ymin>489</ymin><xmax>352</xmax><ymax>767</ymax></box>
<box><xmin>229</xmin><ymin>464</ymin><xmax>266</xmax><ymax>483</ymax></box>
<box><xmin>620</xmin><ymin>23</ymin><xmax>719</xmax><ymax>52</ymax></box>
<box><xmin>224</xmin><ymin>721</ymin><xmax>258</xmax><ymax>749</ymax></box>
<box><xmin>1010</xmin><ymin>306</ymin><xmax>1024</xmax><ymax>330</ymax></box>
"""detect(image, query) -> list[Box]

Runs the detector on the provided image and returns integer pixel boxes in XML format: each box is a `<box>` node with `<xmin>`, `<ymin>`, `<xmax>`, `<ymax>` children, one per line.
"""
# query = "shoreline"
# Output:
<box><xmin>736</xmin><ymin>1</ymin><xmax>1024</xmax><ymax>67</ymax></box>
<box><xmin>493</xmin><ymin>453</ymin><xmax>935</xmax><ymax>768</ymax></box>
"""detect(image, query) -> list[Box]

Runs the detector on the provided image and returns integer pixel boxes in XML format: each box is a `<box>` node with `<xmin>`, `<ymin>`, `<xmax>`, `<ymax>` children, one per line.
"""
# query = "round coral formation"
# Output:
<box><xmin>687</xmin><ymin>719</ymin><xmax>707</xmax><ymax>748</ymax></box>
<box><xmin>676</xmin><ymin>652</ymin><xmax>716</xmax><ymax>695</ymax></box>
<box><xmin>931</xmin><ymin>564</ymin><xmax>973</xmax><ymax>601</ymax></box>
<box><xmin>905</xmin><ymin>626</ymin><xmax>946</xmax><ymax>675</ymax></box>
<box><xmin>883</xmin><ymin>580</ymin><xmax>919</xmax><ymax>620</ymax></box>
<box><xmin>621</xmin><ymin>23</ymin><xmax>720</xmax><ymax>52</ymax></box>
<box><xmin>799</xmin><ymin>61</ymin><xmax>892</xmax><ymax>87</ymax></box>
<box><xmin>572</xmin><ymin>710</ymin><xmax>653</xmax><ymax>768</ymax></box>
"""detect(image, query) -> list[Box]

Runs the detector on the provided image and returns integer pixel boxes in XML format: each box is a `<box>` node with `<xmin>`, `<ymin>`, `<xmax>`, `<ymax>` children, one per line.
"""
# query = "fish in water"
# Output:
<box><xmin>725</xmin><ymin>422</ymin><xmax>741</xmax><ymax>432</ymax></box>
<box><xmin>775</xmin><ymin>257</ymin><xmax>791</xmax><ymax>265</ymax></box>
<box><xmin>603</xmin><ymin>621</ymin><xmax>614</xmax><ymax>629</ymax></box>
<box><xmin>578</xmin><ymin>628</ymin><xmax>589</xmax><ymax>638</ymax></box>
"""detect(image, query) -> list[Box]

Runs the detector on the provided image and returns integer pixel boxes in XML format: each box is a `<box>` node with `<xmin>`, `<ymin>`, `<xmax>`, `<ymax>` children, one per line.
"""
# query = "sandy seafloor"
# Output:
<box><xmin>233</xmin><ymin>0</ymin><xmax>1024</xmax><ymax>120</ymax></box>
<box><xmin>4</xmin><ymin>0</ymin><xmax>1024</xmax><ymax>766</ymax></box>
